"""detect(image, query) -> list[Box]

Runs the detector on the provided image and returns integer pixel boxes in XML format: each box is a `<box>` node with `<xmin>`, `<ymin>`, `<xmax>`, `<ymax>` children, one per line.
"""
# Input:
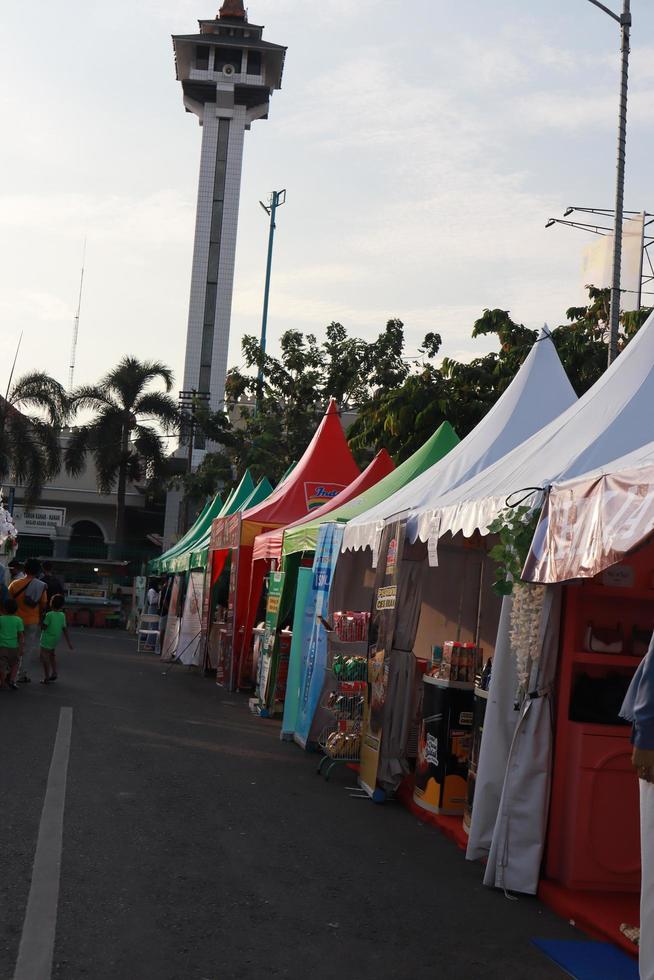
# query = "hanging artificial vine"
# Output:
<box><xmin>487</xmin><ymin>504</ymin><xmax>540</xmax><ymax>596</ymax></box>
<box><xmin>488</xmin><ymin>502</ymin><xmax>546</xmax><ymax>700</ymax></box>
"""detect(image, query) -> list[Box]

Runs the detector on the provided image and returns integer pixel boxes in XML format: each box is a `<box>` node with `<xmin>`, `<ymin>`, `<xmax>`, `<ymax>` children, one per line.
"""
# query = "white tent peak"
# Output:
<box><xmin>342</xmin><ymin>328</ymin><xmax>577</xmax><ymax>551</ymax></box>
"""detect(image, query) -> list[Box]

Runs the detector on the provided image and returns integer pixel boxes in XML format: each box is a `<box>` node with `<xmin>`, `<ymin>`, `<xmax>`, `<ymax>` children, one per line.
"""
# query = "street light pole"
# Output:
<box><xmin>586</xmin><ymin>0</ymin><xmax>632</xmax><ymax>365</ymax></box>
<box><xmin>257</xmin><ymin>189</ymin><xmax>286</xmax><ymax>408</ymax></box>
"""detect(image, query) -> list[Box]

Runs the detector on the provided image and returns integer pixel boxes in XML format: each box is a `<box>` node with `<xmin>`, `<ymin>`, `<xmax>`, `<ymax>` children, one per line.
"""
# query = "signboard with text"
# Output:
<box><xmin>13</xmin><ymin>506</ymin><xmax>66</xmax><ymax>535</ymax></box>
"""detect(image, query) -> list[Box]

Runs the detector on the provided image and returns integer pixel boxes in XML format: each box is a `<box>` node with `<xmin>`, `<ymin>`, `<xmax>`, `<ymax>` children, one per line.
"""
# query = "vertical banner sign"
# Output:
<box><xmin>257</xmin><ymin>570</ymin><xmax>285</xmax><ymax>708</ymax></box>
<box><xmin>294</xmin><ymin>523</ymin><xmax>345</xmax><ymax>748</ymax></box>
<box><xmin>359</xmin><ymin>518</ymin><xmax>406</xmax><ymax>796</ymax></box>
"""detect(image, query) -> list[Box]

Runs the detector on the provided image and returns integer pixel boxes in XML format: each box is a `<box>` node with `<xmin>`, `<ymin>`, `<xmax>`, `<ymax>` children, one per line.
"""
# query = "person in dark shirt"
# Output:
<box><xmin>41</xmin><ymin>561</ymin><xmax>66</xmax><ymax>603</ymax></box>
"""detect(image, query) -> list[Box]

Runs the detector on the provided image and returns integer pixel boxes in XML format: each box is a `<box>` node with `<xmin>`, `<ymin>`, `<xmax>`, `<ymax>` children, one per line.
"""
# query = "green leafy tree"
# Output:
<box><xmin>0</xmin><ymin>372</ymin><xmax>68</xmax><ymax>503</ymax></box>
<box><xmin>65</xmin><ymin>357</ymin><xmax>178</xmax><ymax>549</ymax></box>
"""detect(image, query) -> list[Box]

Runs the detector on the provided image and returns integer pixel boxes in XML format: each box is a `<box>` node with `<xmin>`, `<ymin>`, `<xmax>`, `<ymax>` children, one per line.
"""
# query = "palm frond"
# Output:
<box><xmin>68</xmin><ymin>385</ymin><xmax>118</xmax><ymax>415</ymax></box>
<box><xmin>8</xmin><ymin>372</ymin><xmax>68</xmax><ymax>426</ymax></box>
<box><xmin>133</xmin><ymin>392</ymin><xmax>179</xmax><ymax>431</ymax></box>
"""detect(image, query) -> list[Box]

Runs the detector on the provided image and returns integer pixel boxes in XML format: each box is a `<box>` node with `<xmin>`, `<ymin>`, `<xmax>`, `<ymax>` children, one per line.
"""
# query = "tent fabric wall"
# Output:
<box><xmin>466</xmin><ymin>595</ymin><xmax>518</xmax><ymax>862</ymax></box>
<box><xmin>343</xmin><ymin>330</ymin><xmax>577</xmax><ymax>552</ymax></box>
<box><xmin>176</xmin><ymin>569</ymin><xmax>205</xmax><ymax>666</ymax></box>
<box><xmin>483</xmin><ymin>586</ymin><xmax>562</xmax><ymax>895</ymax></box>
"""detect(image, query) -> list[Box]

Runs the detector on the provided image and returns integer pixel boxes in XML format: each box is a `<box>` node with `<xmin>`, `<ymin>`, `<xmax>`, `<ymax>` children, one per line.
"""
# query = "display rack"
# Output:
<box><xmin>317</xmin><ymin>646</ymin><xmax>367</xmax><ymax>781</ymax></box>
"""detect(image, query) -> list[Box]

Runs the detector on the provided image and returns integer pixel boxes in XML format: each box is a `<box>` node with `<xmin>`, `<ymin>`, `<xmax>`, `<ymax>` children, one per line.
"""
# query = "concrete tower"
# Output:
<box><xmin>173</xmin><ymin>2</ymin><xmax>286</xmax><ymax>432</ymax></box>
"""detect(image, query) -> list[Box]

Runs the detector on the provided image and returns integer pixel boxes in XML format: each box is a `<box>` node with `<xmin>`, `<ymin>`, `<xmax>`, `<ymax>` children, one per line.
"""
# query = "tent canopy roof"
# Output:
<box><xmin>283</xmin><ymin>421</ymin><xmax>459</xmax><ymax>557</ymax></box>
<box><xmin>239</xmin><ymin>398</ymin><xmax>360</xmax><ymax>545</ymax></box>
<box><xmin>184</xmin><ymin>477</ymin><xmax>274</xmax><ymax>572</ymax></box>
<box><xmin>254</xmin><ymin>449</ymin><xmax>395</xmax><ymax>560</ymax></box>
<box><xmin>343</xmin><ymin>328</ymin><xmax>577</xmax><ymax>550</ymax></box>
<box><xmin>148</xmin><ymin>491</ymin><xmax>223</xmax><ymax>574</ymax></box>
<box><xmin>418</xmin><ymin>308</ymin><xmax>654</xmax><ymax>542</ymax></box>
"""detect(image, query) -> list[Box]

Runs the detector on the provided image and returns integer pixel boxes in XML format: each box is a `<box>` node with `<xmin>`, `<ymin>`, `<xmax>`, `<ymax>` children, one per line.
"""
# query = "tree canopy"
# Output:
<box><xmin>185</xmin><ymin>287</ymin><xmax>652</xmax><ymax>494</ymax></box>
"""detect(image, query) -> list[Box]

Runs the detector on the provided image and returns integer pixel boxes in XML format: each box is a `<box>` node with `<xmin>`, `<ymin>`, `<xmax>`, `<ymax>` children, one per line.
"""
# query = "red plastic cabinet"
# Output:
<box><xmin>545</xmin><ymin>562</ymin><xmax>652</xmax><ymax>893</ymax></box>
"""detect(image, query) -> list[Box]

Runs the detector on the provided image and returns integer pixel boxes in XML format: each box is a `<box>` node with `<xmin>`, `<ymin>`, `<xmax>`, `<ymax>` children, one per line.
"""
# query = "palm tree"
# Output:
<box><xmin>0</xmin><ymin>372</ymin><xmax>68</xmax><ymax>503</ymax></box>
<box><xmin>65</xmin><ymin>357</ymin><xmax>178</xmax><ymax>551</ymax></box>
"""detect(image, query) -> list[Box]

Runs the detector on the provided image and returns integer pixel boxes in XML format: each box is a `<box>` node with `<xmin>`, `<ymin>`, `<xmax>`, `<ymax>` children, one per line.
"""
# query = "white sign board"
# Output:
<box><xmin>581</xmin><ymin>213</ymin><xmax>645</xmax><ymax>312</ymax></box>
<box><xmin>12</xmin><ymin>506</ymin><xmax>66</xmax><ymax>535</ymax></box>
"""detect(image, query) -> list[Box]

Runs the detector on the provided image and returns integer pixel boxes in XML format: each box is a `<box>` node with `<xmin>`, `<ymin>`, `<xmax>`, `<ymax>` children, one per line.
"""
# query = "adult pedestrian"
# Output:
<box><xmin>41</xmin><ymin>560</ymin><xmax>66</xmax><ymax>603</ymax></box>
<box><xmin>621</xmin><ymin>635</ymin><xmax>654</xmax><ymax>979</ymax></box>
<box><xmin>9</xmin><ymin>558</ymin><xmax>48</xmax><ymax>683</ymax></box>
<box><xmin>7</xmin><ymin>558</ymin><xmax>25</xmax><ymax>583</ymax></box>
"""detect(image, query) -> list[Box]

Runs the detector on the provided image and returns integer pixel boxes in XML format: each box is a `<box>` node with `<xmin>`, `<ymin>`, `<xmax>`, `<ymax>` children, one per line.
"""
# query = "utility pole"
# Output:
<box><xmin>257</xmin><ymin>189</ymin><xmax>286</xmax><ymax>407</ymax></box>
<box><xmin>68</xmin><ymin>238</ymin><xmax>87</xmax><ymax>390</ymax></box>
<box><xmin>585</xmin><ymin>0</ymin><xmax>632</xmax><ymax>365</ymax></box>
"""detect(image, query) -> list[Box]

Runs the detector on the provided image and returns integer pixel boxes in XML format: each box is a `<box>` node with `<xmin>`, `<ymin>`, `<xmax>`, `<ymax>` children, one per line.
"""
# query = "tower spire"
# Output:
<box><xmin>219</xmin><ymin>0</ymin><xmax>247</xmax><ymax>19</ymax></box>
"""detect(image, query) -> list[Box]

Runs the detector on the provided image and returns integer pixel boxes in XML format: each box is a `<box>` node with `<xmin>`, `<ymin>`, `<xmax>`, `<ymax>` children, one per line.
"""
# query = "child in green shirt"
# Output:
<box><xmin>40</xmin><ymin>594</ymin><xmax>73</xmax><ymax>684</ymax></box>
<box><xmin>0</xmin><ymin>597</ymin><xmax>25</xmax><ymax>690</ymax></box>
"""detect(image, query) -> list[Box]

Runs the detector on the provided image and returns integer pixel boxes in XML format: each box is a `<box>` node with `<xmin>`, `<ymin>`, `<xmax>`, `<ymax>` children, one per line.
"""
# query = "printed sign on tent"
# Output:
<box><xmin>304</xmin><ymin>482</ymin><xmax>346</xmax><ymax>511</ymax></box>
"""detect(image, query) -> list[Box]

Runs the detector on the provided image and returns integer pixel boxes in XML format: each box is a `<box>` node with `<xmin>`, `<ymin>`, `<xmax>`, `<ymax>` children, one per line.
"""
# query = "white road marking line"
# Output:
<box><xmin>13</xmin><ymin>707</ymin><xmax>73</xmax><ymax>980</ymax></box>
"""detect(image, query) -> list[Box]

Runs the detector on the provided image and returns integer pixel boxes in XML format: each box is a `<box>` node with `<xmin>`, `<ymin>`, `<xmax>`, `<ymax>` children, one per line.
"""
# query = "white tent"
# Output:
<box><xmin>342</xmin><ymin>328</ymin><xmax>577</xmax><ymax>552</ymax></box>
<box><xmin>407</xmin><ymin>307</ymin><xmax>654</xmax><ymax>547</ymax></box>
<box><xmin>423</xmin><ymin>308</ymin><xmax>654</xmax><ymax>894</ymax></box>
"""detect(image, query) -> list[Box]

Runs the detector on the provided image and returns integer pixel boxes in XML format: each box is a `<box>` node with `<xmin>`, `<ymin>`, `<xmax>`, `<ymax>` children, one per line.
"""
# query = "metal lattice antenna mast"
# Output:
<box><xmin>68</xmin><ymin>238</ymin><xmax>87</xmax><ymax>391</ymax></box>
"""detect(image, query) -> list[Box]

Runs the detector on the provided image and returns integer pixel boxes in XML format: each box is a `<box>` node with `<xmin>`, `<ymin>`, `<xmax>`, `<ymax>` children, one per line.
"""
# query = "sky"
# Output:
<box><xmin>1</xmin><ymin>0</ymin><xmax>654</xmax><ymax>397</ymax></box>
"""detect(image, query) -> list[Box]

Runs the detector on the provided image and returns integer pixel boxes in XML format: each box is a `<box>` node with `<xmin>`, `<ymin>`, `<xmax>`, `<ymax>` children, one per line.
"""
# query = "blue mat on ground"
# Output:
<box><xmin>533</xmin><ymin>940</ymin><xmax>638</xmax><ymax>979</ymax></box>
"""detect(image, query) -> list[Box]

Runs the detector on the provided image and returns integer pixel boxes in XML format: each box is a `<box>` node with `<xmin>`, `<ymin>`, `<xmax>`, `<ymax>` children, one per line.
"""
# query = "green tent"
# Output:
<box><xmin>148</xmin><ymin>494</ymin><xmax>221</xmax><ymax>575</ymax></box>
<box><xmin>149</xmin><ymin>470</ymin><xmax>257</xmax><ymax>575</ymax></box>
<box><xmin>163</xmin><ymin>470</ymin><xmax>258</xmax><ymax>575</ymax></box>
<box><xmin>181</xmin><ymin>476</ymin><xmax>274</xmax><ymax>573</ymax></box>
<box><xmin>217</xmin><ymin>469</ymin><xmax>256</xmax><ymax>519</ymax></box>
<box><xmin>282</xmin><ymin>421</ymin><xmax>459</xmax><ymax>557</ymax></box>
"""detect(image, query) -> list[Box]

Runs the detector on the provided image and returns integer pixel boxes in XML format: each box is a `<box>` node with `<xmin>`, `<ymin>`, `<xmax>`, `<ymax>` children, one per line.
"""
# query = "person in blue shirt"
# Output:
<box><xmin>621</xmin><ymin>637</ymin><xmax>654</xmax><ymax>978</ymax></box>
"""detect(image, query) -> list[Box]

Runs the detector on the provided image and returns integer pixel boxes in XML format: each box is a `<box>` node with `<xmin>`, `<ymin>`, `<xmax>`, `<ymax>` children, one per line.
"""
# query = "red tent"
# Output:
<box><xmin>252</xmin><ymin>448</ymin><xmax>395</xmax><ymax>562</ymax></box>
<box><xmin>209</xmin><ymin>399</ymin><xmax>360</xmax><ymax>686</ymax></box>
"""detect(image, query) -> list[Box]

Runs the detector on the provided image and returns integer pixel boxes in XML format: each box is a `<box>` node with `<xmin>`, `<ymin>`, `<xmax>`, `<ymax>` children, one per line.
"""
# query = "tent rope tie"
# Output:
<box><xmin>504</xmin><ymin>486</ymin><xmax>545</xmax><ymax>509</ymax></box>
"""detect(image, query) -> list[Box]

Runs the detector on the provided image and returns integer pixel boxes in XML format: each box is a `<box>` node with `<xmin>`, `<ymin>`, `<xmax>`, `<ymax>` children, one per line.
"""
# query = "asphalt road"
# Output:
<box><xmin>0</xmin><ymin>629</ymin><xmax>577</xmax><ymax>980</ymax></box>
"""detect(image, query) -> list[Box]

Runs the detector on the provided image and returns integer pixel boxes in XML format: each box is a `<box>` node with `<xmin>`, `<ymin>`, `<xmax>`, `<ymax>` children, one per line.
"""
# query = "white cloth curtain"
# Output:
<box><xmin>482</xmin><ymin>586</ymin><xmax>562</xmax><ymax>894</ymax></box>
<box><xmin>466</xmin><ymin>595</ymin><xmax>519</xmax><ymax>862</ymax></box>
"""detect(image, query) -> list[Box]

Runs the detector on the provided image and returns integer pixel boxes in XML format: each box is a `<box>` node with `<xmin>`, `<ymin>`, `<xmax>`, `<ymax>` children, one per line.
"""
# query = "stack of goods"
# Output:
<box><xmin>333</xmin><ymin>611</ymin><xmax>370</xmax><ymax>642</ymax></box>
<box><xmin>431</xmin><ymin>641</ymin><xmax>481</xmax><ymax>684</ymax></box>
<box><xmin>332</xmin><ymin>654</ymin><xmax>367</xmax><ymax>683</ymax></box>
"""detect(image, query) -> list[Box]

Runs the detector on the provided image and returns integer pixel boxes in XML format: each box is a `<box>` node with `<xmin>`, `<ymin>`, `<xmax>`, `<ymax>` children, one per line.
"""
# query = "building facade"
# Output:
<box><xmin>6</xmin><ymin>430</ymin><xmax>160</xmax><ymax>564</ymax></box>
